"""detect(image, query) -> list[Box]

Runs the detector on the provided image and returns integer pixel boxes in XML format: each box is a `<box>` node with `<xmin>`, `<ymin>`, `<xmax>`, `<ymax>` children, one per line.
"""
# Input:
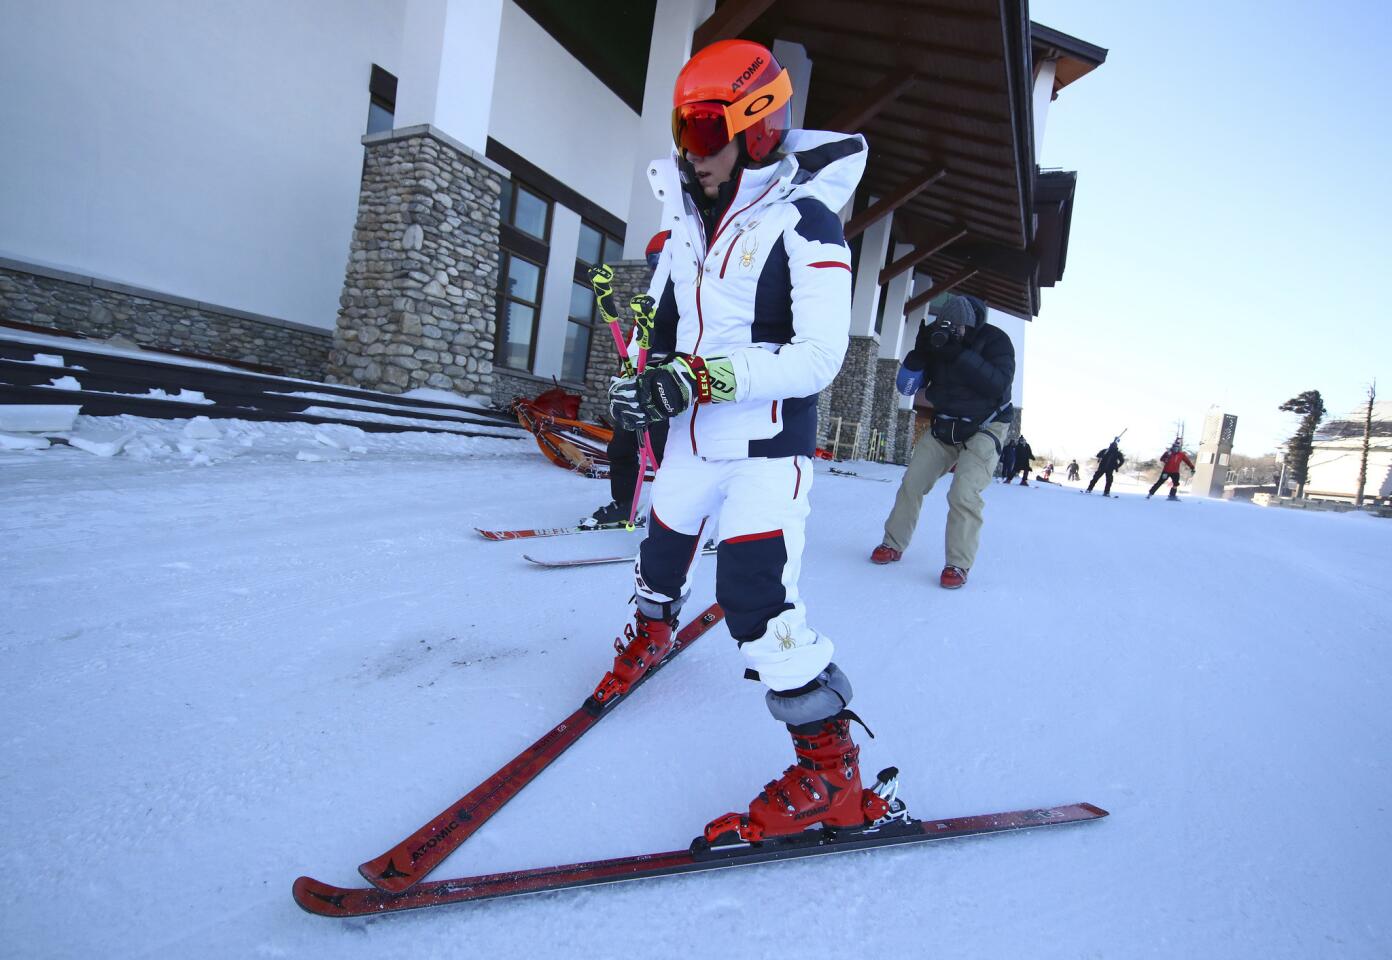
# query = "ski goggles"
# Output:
<box><xmin>671</xmin><ymin>68</ymin><xmax>792</xmax><ymax>157</ymax></box>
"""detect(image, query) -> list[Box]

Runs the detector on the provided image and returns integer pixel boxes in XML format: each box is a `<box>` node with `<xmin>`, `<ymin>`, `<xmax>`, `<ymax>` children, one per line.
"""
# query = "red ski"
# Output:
<box><xmin>295</xmin><ymin>801</ymin><xmax>1107</xmax><ymax>917</ymax></box>
<box><xmin>476</xmin><ymin>519</ymin><xmax>644</xmax><ymax>541</ymax></box>
<box><xmin>524</xmin><ymin>541</ymin><xmax>716</xmax><ymax>569</ymax></box>
<box><xmin>354</xmin><ymin>604</ymin><xmax>723</xmax><ymax>893</ymax></box>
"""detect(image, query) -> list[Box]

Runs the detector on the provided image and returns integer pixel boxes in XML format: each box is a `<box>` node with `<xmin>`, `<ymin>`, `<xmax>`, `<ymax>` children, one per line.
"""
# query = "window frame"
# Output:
<box><xmin>496</xmin><ymin>251</ymin><xmax>547</xmax><ymax>373</ymax></box>
<box><xmin>494</xmin><ymin>177</ymin><xmax>554</xmax><ymax>372</ymax></box>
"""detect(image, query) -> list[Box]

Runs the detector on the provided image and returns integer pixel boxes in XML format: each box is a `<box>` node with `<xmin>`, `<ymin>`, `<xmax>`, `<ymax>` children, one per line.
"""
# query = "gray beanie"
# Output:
<box><xmin>933</xmin><ymin>294</ymin><xmax>977</xmax><ymax>328</ymax></box>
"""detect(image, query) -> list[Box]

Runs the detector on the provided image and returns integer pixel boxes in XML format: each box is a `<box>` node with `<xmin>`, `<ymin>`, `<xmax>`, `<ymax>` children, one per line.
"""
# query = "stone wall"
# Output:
<box><xmin>825</xmin><ymin>335</ymin><xmax>879</xmax><ymax>459</ymax></box>
<box><xmin>869</xmin><ymin>356</ymin><xmax>902</xmax><ymax>463</ymax></box>
<box><xmin>327</xmin><ymin>125</ymin><xmax>503</xmax><ymax>404</ymax></box>
<box><xmin>0</xmin><ymin>259</ymin><xmax>330</xmax><ymax>378</ymax></box>
<box><xmin>580</xmin><ymin>260</ymin><xmax>653</xmax><ymax>422</ymax></box>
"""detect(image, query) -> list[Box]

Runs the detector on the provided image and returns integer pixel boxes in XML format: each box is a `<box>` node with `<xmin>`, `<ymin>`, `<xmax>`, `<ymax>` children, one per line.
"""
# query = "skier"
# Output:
<box><xmin>1037</xmin><ymin>461</ymin><xmax>1055</xmax><ymax>482</ymax></box>
<box><xmin>1008</xmin><ymin>434</ymin><xmax>1034</xmax><ymax>485</ymax></box>
<box><xmin>1084</xmin><ymin>439</ymin><xmax>1125</xmax><ymax>496</ymax></box>
<box><xmin>870</xmin><ymin>294</ymin><xmax>1014</xmax><ymax>588</ymax></box>
<box><xmin>597</xmin><ymin>40</ymin><xmax>887</xmax><ymax>844</ymax></box>
<box><xmin>583</xmin><ymin>232</ymin><xmax>676</xmax><ymax>528</ymax></box>
<box><xmin>998</xmin><ymin>436</ymin><xmax>1017</xmax><ymax>483</ymax></box>
<box><xmin>1066</xmin><ymin>459</ymin><xmax>1080</xmax><ymax>481</ymax></box>
<box><xmin>1147</xmin><ymin>440</ymin><xmax>1195</xmax><ymax>500</ymax></box>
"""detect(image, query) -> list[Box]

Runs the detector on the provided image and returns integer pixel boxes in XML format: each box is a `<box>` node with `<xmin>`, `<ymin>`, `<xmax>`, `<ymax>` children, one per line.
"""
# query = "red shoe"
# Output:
<box><xmin>939</xmin><ymin>565</ymin><xmax>968</xmax><ymax>589</ymax></box>
<box><xmin>703</xmin><ymin>715</ymin><xmax>887</xmax><ymax>843</ymax></box>
<box><xmin>591</xmin><ymin>612</ymin><xmax>676</xmax><ymax>704</ymax></box>
<box><xmin>870</xmin><ymin>544</ymin><xmax>902</xmax><ymax>564</ymax></box>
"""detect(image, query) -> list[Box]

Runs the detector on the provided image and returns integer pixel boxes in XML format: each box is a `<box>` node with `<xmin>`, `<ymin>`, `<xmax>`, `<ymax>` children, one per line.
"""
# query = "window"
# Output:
<box><xmin>577</xmin><ymin>222</ymin><xmax>625</xmax><ymax>269</ymax></box>
<box><xmin>565</xmin><ymin>220</ymin><xmax>622</xmax><ymax>382</ymax></box>
<box><xmin>563</xmin><ymin>284</ymin><xmax>594</xmax><ymax>382</ymax></box>
<box><xmin>495</xmin><ymin>178</ymin><xmax>553</xmax><ymax>371</ymax></box>
<box><xmin>365</xmin><ymin>64</ymin><xmax>397</xmax><ymax>135</ymax></box>
<box><xmin>498</xmin><ymin>254</ymin><xmax>544</xmax><ymax>370</ymax></box>
<box><xmin>500</xmin><ymin>180</ymin><xmax>550</xmax><ymax>240</ymax></box>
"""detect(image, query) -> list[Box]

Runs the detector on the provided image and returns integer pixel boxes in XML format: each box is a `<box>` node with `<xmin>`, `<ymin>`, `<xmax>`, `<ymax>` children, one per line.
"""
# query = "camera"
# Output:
<box><xmin>927</xmin><ymin>317</ymin><xmax>954</xmax><ymax>349</ymax></box>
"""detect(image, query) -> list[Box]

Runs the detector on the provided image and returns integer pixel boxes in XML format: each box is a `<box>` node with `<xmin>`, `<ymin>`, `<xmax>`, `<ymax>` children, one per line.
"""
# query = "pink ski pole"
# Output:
<box><xmin>625</xmin><ymin>293</ymin><xmax>660</xmax><ymax>527</ymax></box>
<box><xmin>587</xmin><ymin>266</ymin><xmax>658</xmax><ymax>527</ymax></box>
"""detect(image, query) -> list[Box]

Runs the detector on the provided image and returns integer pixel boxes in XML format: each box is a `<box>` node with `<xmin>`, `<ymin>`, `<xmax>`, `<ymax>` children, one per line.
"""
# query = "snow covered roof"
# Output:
<box><xmin>1314</xmin><ymin>400</ymin><xmax>1392</xmax><ymax>443</ymax></box>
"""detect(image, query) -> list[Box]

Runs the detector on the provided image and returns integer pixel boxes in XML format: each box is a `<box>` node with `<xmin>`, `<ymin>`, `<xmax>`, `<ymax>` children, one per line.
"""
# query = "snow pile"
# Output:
<box><xmin>1</xmin><ymin>452</ymin><xmax>1388</xmax><ymax>958</ymax></box>
<box><xmin>0</xmin><ymin>411</ymin><xmax>530</xmax><ymax>469</ymax></box>
<box><xmin>0</xmin><ymin>403</ymin><xmax>80</xmax><ymax>432</ymax></box>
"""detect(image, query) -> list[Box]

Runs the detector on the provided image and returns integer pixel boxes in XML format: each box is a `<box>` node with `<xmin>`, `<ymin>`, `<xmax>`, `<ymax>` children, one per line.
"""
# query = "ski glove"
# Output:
<box><xmin>608</xmin><ymin>355</ymin><xmax>736</xmax><ymax>431</ymax></box>
<box><xmin>895</xmin><ymin>362</ymin><xmax>925</xmax><ymax>396</ymax></box>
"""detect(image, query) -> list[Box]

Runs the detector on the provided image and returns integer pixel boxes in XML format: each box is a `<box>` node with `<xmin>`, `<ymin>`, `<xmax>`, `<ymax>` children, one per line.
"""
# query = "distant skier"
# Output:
<box><xmin>871</xmin><ymin>293</ymin><xmax>1014</xmax><ymax>589</ymax></box>
<box><xmin>1037</xmin><ymin>461</ymin><xmax>1055</xmax><ymax>482</ymax></box>
<box><xmin>1007</xmin><ymin>435</ymin><xmax>1034</xmax><ymax>485</ymax></box>
<box><xmin>1147</xmin><ymin>440</ymin><xmax>1195</xmax><ymax>500</ymax></box>
<box><xmin>1084</xmin><ymin>439</ymin><xmax>1125</xmax><ymax>496</ymax></box>
<box><xmin>998</xmin><ymin>437</ymin><xmax>1017</xmax><ymax>482</ymax></box>
<box><xmin>1066</xmin><ymin>459</ymin><xmax>1080</xmax><ymax>481</ymax></box>
<box><xmin>599</xmin><ymin>40</ymin><xmax>894</xmax><ymax>845</ymax></box>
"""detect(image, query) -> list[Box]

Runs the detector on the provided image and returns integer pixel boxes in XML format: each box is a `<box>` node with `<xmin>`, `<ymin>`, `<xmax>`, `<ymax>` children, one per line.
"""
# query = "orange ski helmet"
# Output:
<box><xmin>672</xmin><ymin>39</ymin><xmax>792</xmax><ymax>163</ymax></box>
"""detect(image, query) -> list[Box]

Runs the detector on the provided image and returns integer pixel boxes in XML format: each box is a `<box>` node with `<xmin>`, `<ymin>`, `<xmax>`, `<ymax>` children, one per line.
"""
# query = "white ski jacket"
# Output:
<box><xmin>640</xmin><ymin>129</ymin><xmax>867</xmax><ymax>460</ymax></box>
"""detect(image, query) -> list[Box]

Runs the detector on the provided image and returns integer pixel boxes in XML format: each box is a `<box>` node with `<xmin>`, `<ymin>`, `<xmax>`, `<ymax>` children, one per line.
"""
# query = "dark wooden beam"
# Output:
<box><xmin>903</xmin><ymin>268</ymin><xmax>978</xmax><ymax>313</ymax></box>
<box><xmin>824</xmin><ymin>72</ymin><xmax>918</xmax><ymax>133</ymax></box>
<box><xmin>844</xmin><ymin>164</ymin><xmax>947</xmax><ymax>240</ymax></box>
<box><xmin>693</xmin><ymin>0</ymin><xmax>780</xmax><ymax>49</ymax></box>
<box><xmin>878</xmin><ymin>226</ymin><xmax>968</xmax><ymax>285</ymax></box>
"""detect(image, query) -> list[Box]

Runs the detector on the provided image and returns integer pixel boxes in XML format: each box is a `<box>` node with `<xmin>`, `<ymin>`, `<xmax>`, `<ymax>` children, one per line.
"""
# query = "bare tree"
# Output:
<box><xmin>1278</xmin><ymin>390</ymin><xmax>1325</xmax><ymax>498</ymax></box>
<box><xmin>1355</xmin><ymin>380</ymin><xmax>1377</xmax><ymax>507</ymax></box>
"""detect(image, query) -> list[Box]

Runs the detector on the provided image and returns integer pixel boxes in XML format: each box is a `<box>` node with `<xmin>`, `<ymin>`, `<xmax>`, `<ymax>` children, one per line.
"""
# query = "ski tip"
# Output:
<box><xmin>292</xmin><ymin>876</ymin><xmax>352</xmax><ymax>917</ymax></box>
<box><xmin>1074</xmin><ymin>802</ymin><xmax>1110</xmax><ymax>819</ymax></box>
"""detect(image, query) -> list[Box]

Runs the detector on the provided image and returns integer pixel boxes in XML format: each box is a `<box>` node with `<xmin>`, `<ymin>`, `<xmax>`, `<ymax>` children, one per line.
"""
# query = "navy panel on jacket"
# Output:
<box><xmin>749</xmin><ymin>394</ymin><xmax>818</xmax><ymax>459</ymax></box>
<box><xmin>792</xmin><ymin>198</ymin><xmax>846</xmax><ymax>247</ymax></box>
<box><xmin>651</xmin><ymin>278</ymin><xmax>678</xmax><ymax>356</ymax></box>
<box><xmin>751</xmin><ymin>234</ymin><xmax>792</xmax><ymax>345</ymax></box>
<box><xmin>638</xmin><ymin>509</ymin><xmax>703</xmax><ymax>605</ymax></box>
<box><xmin>716</xmin><ymin>532</ymin><xmax>793</xmax><ymax>641</ymax></box>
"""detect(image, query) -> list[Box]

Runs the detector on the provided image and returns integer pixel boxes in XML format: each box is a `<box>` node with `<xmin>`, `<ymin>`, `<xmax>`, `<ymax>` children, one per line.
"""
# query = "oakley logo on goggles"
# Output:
<box><xmin>671</xmin><ymin>68</ymin><xmax>792</xmax><ymax>157</ymax></box>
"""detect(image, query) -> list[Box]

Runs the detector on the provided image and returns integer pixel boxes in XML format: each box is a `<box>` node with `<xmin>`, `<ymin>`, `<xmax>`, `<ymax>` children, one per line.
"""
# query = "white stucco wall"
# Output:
<box><xmin>987</xmin><ymin>308</ymin><xmax>1028</xmax><ymax>411</ymax></box>
<box><xmin>488</xmin><ymin>2</ymin><xmax>640</xmax><ymax>226</ymax></box>
<box><xmin>0</xmin><ymin>0</ymin><xmax>410</xmax><ymax>329</ymax></box>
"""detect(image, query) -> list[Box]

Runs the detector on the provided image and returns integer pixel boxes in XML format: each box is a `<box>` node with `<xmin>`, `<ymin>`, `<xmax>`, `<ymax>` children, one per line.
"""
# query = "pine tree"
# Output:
<box><xmin>1355</xmin><ymin>381</ymin><xmax>1376</xmax><ymax>507</ymax></box>
<box><xmin>1278</xmin><ymin>390</ymin><xmax>1325</xmax><ymax>497</ymax></box>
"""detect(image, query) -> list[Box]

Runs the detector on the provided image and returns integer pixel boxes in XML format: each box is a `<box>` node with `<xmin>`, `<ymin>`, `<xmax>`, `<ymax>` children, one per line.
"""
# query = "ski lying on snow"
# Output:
<box><xmin>828</xmin><ymin>467</ymin><xmax>892</xmax><ymax>483</ymax></box>
<box><xmin>353</xmin><ymin>604</ymin><xmax>724</xmax><ymax>893</ymax></box>
<box><xmin>476</xmin><ymin>519</ymin><xmax>645</xmax><ymax>541</ymax></box>
<box><xmin>295</xmin><ymin>801</ymin><xmax>1107</xmax><ymax>917</ymax></box>
<box><xmin>524</xmin><ymin>541</ymin><xmax>717</xmax><ymax>569</ymax></box>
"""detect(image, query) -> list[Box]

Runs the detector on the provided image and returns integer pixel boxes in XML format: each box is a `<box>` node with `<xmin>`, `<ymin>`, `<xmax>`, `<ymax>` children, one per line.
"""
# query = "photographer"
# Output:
<box><xmin>870</xmin><ymin>294</ymin><xmax>1014</xmax><ymax>589</ymax></box>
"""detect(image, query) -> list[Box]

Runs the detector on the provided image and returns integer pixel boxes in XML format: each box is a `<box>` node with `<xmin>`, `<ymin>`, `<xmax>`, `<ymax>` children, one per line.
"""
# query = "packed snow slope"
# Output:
<box><xmin>2</xmin><ymin>417</ymin><xmax>1389</xmax><ymax>959</ymax></box>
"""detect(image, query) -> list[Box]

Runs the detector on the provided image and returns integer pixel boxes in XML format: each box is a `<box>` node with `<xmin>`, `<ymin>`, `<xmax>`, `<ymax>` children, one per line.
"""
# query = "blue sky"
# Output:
<box><xmin>1024</xmin><ymin>0</ymin><xmax>1390</xmax><ymax>457</ymax></box>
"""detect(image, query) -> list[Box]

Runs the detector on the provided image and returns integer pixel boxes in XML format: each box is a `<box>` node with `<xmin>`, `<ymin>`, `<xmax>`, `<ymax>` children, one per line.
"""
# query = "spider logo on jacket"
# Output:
<box><xmin>739</xmin><ymin>232</ymin><xmax>759</xmax><ymax>269</ymax></box>
<box><xmin>774</xmin><ymin>620</ymin><xmax>795</xmax><ymax>651</ymax></box>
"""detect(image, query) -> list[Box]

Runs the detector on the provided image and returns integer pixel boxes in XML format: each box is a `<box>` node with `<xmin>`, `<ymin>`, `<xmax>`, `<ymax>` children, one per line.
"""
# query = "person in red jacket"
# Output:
<box><xmin>1148</xmin><ymin>440</ymin><xmax>1195</xmax><ymax>500</ymax></box>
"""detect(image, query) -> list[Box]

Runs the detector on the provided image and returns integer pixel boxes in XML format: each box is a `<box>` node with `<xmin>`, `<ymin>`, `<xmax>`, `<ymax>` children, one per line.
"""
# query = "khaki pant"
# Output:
<box><xmin>882</xmin><ymin>421</ymin><xmax>1007</xmax><ymax>569</ymax></box>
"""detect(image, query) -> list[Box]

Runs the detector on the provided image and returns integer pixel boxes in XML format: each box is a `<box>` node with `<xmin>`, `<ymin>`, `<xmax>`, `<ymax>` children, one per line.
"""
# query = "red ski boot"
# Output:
<box><xmin>704</xmin><ymin>714</ymin><xmax>890</xmax><ymax>844</ymax></box>
<box><xmin>591</xmin><ymin>612</ymin><xmax>677</xmax><ymax>705</ymax></box>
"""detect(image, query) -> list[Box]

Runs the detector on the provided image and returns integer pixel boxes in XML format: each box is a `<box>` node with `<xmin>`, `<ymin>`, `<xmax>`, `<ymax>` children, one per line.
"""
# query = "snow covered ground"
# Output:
<box><xmin>2</xmin><ymin>417</ymin><xmax>1389</xmax><ymax>959</ymax></box>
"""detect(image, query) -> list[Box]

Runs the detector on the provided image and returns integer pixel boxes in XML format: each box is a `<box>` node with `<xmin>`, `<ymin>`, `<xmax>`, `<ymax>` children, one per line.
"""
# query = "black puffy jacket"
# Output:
<box><xmin>908</xmin><ymin>322</ymin><xmax>1015</xmax><ymax>425</ymax></box>
<box><xmin>1096</xmin><ymin>445</ymin><xmax>1125</xmax><ymax>472</ymax></box>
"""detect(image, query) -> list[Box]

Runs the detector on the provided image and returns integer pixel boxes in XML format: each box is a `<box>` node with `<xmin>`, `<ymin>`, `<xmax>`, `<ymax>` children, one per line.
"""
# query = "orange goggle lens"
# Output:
<box><xmin>671</xmin><ymin>68</ymin><xmax>793</xmax><ymax>158</ymax></box>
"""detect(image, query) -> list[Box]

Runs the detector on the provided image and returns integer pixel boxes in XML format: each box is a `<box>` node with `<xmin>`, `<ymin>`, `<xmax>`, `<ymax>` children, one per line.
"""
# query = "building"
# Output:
<box><xmin>1303</xmin><ymin>401</ymin><xmax>1392</xmax><ymax>505</ymax></box>
<box><xmin>0</xmin><ymin>0</ymin><xmax>1105</xmax><ymax>459</ymax></box>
